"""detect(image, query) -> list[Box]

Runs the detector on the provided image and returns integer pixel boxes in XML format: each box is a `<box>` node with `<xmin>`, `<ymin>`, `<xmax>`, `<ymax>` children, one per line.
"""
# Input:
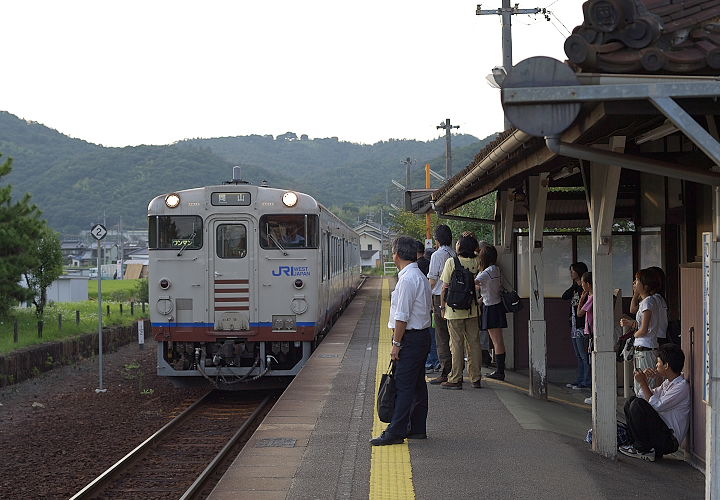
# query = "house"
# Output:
<box><xmin>353</xmin><ymin>221</ymin><xmax>390</xmax><ymax>264</ymax></box>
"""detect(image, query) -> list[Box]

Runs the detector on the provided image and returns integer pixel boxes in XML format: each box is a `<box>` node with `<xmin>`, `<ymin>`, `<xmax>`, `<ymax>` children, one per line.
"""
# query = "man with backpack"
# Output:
<box><xmin>439</xmin><ymin>234</ymin><xmax>483</xmax><ymax>389</ymax></box>
<box><xmin>427</xmin><ymin>225</ymin><xmax>456</xmax><ymax>385</ymax></box>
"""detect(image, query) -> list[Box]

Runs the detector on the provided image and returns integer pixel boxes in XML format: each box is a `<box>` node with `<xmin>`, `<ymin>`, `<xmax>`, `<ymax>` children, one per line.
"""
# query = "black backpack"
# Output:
<box><xmin>445</xmin><ymin>257</ymin><xmax>477</xmax><ymax>311</ymax></box>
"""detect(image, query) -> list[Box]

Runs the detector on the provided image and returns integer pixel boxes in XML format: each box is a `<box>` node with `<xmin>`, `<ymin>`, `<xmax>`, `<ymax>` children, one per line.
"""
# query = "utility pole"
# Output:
<box><xmin>437</xmin><ymin>119</ymin><xmax>460</xmax><ymax>179</ymax></box>
<box><xmin>477</xmin><ymin>1</ymin><xmax>542</xmax><ymax>129</ymax></box>
<box><xmin>402</xmin><ymin>157</ymin><xmax>415</xmax><ymax>191</ymax></box>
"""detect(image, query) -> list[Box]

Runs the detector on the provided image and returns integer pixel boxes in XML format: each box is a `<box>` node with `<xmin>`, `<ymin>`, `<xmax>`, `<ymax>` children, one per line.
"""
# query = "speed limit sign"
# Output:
<box><xmin>90</xmin><ymin>224</ymin><xmax>107</xmax><ymax>241</ymax></box>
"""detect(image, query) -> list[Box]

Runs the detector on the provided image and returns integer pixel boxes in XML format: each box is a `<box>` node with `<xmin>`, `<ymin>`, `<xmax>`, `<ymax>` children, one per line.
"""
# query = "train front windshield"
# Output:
<box><xmin>149</xmin><ymin>215</ymin><xmax>203</xmax><ymax>249</ymax></box>
<box><xmin>260</xmin><ymin>214</ymin><xmax>318</xmax><ymax>249</ymax></box>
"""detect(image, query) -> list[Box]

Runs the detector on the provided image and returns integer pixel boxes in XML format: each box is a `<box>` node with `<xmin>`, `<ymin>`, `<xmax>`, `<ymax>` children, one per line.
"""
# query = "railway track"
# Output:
<box><xmin>71</xmin><ymin>391</ymin><xmax>274</xmax><ymax>499</ymax></box>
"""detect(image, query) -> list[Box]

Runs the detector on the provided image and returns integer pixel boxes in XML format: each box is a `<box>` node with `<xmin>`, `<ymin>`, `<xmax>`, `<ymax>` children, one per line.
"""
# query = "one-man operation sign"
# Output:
<box><xmin>91</xmin><ymin>224</ymin><xmax>107</xmax><ymax>241</ymax></box>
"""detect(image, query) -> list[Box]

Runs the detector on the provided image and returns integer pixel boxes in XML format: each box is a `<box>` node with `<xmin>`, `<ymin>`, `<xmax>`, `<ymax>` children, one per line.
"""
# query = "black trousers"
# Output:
<box><xmin>386</xmin><ymin>328</ymin><xmax>431</xmax><ymax>438</ymax></box>
<box><xmin>624</xmin><ymin>396</ymin><xmax>678</xmax><ymax>457</ymax></box>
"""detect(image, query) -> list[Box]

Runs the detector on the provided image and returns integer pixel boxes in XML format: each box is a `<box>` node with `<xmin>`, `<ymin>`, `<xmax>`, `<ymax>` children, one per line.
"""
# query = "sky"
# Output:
<box><xmin>1</xmin><ymin>0</ymin><xmax>583</xmax><ymax>147</ymax></box>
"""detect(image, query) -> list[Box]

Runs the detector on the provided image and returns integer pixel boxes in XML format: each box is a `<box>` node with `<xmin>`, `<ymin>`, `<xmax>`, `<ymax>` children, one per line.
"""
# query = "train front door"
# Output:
<box><xmin>210</xmin><ymin>220</ymin><xmax>253</xmax><ymax>332</ymax></box>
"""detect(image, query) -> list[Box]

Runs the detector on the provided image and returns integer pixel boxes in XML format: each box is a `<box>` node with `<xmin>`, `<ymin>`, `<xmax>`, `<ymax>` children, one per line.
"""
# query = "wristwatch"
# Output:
<box><xmin>392</xmin><ymin>339</ymin><xmax>402</xmax><ymax>347</ymax></box>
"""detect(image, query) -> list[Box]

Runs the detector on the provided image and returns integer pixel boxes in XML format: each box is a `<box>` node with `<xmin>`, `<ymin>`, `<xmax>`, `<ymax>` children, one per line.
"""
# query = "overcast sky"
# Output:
<box><xmin>1</xmin><ymin>1</ymin><xmax>582</xmax><ymax>147</ymax></box>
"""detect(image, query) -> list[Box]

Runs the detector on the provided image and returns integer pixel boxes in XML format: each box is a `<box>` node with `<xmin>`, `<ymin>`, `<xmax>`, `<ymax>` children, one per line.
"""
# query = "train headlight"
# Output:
<box><xmin>165</xmin><ymin>193</ymin><xmax>181</xmax><ymax>208</ymax></box>
<box><xmin>159</xmin><ymin>278</ymin><xmax>171</xmax><ymax>290</ymax></box>
<box><xmin>282</xmin><ymin>191</ymin><xmax>298</xmax><ymax>207</ymax></box>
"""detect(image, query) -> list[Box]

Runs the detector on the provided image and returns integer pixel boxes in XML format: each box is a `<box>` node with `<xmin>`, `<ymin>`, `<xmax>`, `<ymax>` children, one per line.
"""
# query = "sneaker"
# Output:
<box><xmin>471</xmin><ymin>381</ymin><xmax>482</xmax><ymax>389</ymax></box>
<box><xmin>429</xmin><ymin>376</ymin><xmax>447</xmax><ymax>385</ymax></box>
<box><xmin>584</xmin><ymin>397</ymin><xmax>592</xmax><ymax>405</ymax></box>
<box><xmin>425</xmin><ymin>365</ymin><xmax>436</xmax><ymax>374</ymax></box>
<box><xmin>441</xmin><ymin>381</ymin><xmax>462</xmax><ymax>390</ymax></box>
<box><xmin>619</xmin><ymin>445</ymin><xmax>656</xmax><ymax>462</ymax></box>
<box><xmin>566</xmin><ymin>383</ymin><xmax>580</xmax><ymax>388</ymax></box>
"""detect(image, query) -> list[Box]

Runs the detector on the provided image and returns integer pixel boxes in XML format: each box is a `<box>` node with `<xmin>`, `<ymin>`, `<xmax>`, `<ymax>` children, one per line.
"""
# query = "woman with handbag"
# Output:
<box><xmin>620</xmin><ymin>268</ymin><xmax>668</xmax><ymax>396</ymax></box>
<box><xmin>475</xmin><ymin>244</ymin><xmax>508</xmax><ymax>380</ymax></box>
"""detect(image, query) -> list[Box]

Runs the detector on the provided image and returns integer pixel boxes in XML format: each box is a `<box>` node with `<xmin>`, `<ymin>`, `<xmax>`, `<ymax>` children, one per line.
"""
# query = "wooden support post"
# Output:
<box><xmin>75</xmin><ymin>310</ymin><xmax>80</xmax><ymax>325</ymax></box>
<box><xmin>527</xmin><ymin>174</ymin><xmax>548</xmax><ymax>399</ymax></box>
<box><xmin>587</xmin><ymin>136</ymin><xmax>624</xmax><ymax>458</ymax></box>
<box><xmin>496</xmin><ymin>190</ymin><xmax>516</xmax><ymax>369</ymax></box>
<box><xmin>13</xmin><ymin>319</ymin><xmax>18</xmax><ymax>343</ymax></box>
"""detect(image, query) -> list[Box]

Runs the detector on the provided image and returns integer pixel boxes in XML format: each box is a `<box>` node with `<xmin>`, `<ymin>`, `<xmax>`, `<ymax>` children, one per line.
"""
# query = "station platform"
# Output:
<box><xmin>208</xmin><ymin>277</ymin><xmax>705</xmax><ymax>499</ymax></box>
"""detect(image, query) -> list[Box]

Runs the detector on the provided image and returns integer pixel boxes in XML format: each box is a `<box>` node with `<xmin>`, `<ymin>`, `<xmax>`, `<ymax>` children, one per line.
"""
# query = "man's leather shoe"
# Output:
<box><xmin>406</xmin><ymin>433</ymin><xmax>427</xmax><ymax>439</ymax></box>
<box><xmin>429</xmin><ymin>376</ymin><xmax>447</xmax><ymax>385</ymax></box>
<box><xmin>441</xmin><ymin>381</ymin><xmax>462</xmax><ymax>390</ymax></box>
<box><xmin>369</xmin><ymin>432</ymin><xmax>404</xmax><ymax>446</ymax></box>
<box><xmin>471</xmin><ymin>381</ymin><xmax>482</xmax><ymax>388</ymax></box>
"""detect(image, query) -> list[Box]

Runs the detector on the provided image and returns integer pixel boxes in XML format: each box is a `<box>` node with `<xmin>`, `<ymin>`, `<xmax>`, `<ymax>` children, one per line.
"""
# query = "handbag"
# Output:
<box><xmin>498</xmin><ymin>270</ymin><xmax>522</xmax><ymax>313</ymax></box>
<box><xmin>377</xmin><ymin>361</ymin><xmax>396</xmax><ymax>423</ymax></box>
<box><xmin>500</xmin><ymin>288</ymin><xmax>522</xmax><ymax>313</ymax></box>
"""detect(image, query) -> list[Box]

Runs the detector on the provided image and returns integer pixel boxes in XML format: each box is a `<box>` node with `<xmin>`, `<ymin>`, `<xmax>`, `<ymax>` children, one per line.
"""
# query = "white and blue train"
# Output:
<box><xmin>148</xmin><ymin>168</ymin><xmax>362</xmax><ymax>387</ymax></box>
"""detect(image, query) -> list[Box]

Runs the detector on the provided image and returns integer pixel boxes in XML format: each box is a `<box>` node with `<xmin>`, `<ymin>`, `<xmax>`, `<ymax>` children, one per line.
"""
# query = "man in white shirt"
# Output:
<box><xmin>426</xmin><ymin>225</ymin><xmax>455</xmax><ymax>384</ymax></box>
<box><xmin>370</xmin><ymin>236</ymin><xmax>432</xmax><ymax>446</ymax></box>
<box><xmin>620</xmin><ymin>343</ymin><xmax>690</xmax><ymax>462</ymax></box>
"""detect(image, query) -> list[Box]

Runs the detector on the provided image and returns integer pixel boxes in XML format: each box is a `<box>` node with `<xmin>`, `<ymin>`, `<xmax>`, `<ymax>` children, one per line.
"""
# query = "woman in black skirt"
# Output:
<box><xmin>475</xmin><ymin>245</ymin><xmax>508</xmax><ymax>380</ymax></box>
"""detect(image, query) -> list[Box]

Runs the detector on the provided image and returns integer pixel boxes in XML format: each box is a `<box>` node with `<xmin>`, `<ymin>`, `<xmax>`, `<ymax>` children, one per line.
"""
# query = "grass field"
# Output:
<box><xmin>0</xmin><ymin>300</ymin><xmax>148</xmax><ymax>354</ymax></box>
<box><xmin>87</xmin><ymin>279</ymin><xmax>143</xmax><ymax>301</ymax></box>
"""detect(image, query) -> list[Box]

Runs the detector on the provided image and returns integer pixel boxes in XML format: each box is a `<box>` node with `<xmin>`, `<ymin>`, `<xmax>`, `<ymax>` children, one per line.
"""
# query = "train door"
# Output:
<box><xmin>210</xmin><ymin>219</ymin><xmax>254</xmax><ymax>332</ymax></box>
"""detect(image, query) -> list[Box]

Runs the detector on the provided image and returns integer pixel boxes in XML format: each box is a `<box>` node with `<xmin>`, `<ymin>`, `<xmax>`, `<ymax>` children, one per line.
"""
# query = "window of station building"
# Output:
<box><xmin>149</xmin><ymin>215</ymin><xmax>203</xmax><ymax>250</ymax></box>
<box><xmin>260</xmin><ymin>214</ymin><xmax>318</xmax><ymax>249</ymax></box>
<box><xmin>516</xmin><ymin>233</ymin><xmax>635</xmax><ymax>298</ymax></box>
<box><xmin>577</xmin><ymin>234</ymin><xmax>633</xmax><ymax>297</ymax></box>
<box><xmin>216</xmin><ymin>224</ymin><xmax>247</xmax><ymax>259</ymax></box>
<box><xmin>516</xmin><ymin>234</ymin><xmax>573</xmax><ymax>298</ymax></box>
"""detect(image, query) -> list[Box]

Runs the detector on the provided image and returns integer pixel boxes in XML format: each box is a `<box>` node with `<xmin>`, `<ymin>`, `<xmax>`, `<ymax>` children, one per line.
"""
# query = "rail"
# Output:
<box><xmin>70</xmin><ymin>391</ymin><xmax>273</xmax><ymax>499</ymax></box>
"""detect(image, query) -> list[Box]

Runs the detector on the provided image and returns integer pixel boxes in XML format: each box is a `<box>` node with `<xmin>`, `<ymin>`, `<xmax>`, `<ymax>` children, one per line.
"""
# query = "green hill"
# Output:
<box><xmin>0</xmin><ymin>111</ymin><xmax>497</xmax><ymax>234</ymax></box>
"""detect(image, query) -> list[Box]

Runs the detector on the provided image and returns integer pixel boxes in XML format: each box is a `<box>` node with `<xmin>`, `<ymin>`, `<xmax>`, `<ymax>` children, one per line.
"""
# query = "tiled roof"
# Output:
<box><xmin>565</xmin><ymin>0</ymin><xmax>720</xmax><ymax>73</ymax></box>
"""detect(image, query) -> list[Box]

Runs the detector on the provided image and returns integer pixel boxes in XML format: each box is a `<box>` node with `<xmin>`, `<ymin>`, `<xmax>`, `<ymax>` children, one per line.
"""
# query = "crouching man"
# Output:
<box><xmin>619</xmin><ymin>343</ymin><xmax>690</xmax><ymax>462</ymax></box>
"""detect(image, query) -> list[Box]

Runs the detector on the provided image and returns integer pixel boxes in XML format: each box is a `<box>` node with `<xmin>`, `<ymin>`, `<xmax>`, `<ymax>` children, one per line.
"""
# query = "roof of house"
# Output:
<box><xmin>565</xmin><ymin>0</ymin><xmax>720</xmax><ymax>74</ymax></box>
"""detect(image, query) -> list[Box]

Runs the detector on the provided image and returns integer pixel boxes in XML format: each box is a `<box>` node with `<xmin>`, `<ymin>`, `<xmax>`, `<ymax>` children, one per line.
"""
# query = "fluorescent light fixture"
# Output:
<box><xmin>635</xmin><ymin>120</ymin><xmax>679</xmax><ymax>145</ymax></box>
<box><xmin>485</xmin><ymin>66</ymin><xmax>507</xmax><ymax>89</ymax></box>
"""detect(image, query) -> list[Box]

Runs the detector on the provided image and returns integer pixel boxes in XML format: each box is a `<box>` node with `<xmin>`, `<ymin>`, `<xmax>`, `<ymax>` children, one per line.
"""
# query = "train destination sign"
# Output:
<box><xmin>211</xmin><ymin>192</ymin><xmax>251</xmax><ymax>206</ymax></box>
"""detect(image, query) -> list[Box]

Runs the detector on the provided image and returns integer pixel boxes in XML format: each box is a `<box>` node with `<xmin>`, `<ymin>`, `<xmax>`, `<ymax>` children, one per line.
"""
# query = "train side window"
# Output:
<box><xmin>149</xmin><ymin>215</ymin><xmax>203</xmax><ymax>250</ymax></box>
<box><xmin>216</xmin><ymin>224</ymin><xmax>247</xmax><ymax>259</ymax></box>
<box><xmin>260</xmin><ymin>214</ymin><xmax>318</xmax><ymax>249</ymax></box>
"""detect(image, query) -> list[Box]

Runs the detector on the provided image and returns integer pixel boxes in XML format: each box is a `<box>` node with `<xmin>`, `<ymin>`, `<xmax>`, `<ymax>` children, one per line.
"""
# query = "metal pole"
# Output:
<box><xmin>426</xmin><ymin>163</ymin><xmax>432</xmax><ymax>240</ymax></box>
<box><xmin>707</xmin><ymin>185</ymin><xmax>720</xmax><ymax>499</ymax></box>
<box><xmin>97</xmin><ymin>239</ymin><xmax>105</xmax><ymax>392</ymax></box>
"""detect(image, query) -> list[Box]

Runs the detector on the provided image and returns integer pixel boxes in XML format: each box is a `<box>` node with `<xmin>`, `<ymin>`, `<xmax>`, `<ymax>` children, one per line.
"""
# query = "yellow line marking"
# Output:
<box><xmin>370</xmin><ymin>278</ymin><xmax>416</xmax><ymax>500</ymax></box>
<box><xmin>482</xmin><ymin>378</ymin><xmax>592</xmax><ymax>411</ymax></box>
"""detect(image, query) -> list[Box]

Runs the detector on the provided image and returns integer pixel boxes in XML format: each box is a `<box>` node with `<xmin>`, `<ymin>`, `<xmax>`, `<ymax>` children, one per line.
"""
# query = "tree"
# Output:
<box><xmin>445</xmin><ymin>194</ymin><xmax>496</xmax><ymax>244</ymax></box>
<box><xmin>389</xmin><ymin>210</ymin><xmax>438</xmax><ymax>241</ymax></box>
<box><xmin>0</xmin><ymin>155</ymin><xmax>45</xmax><ymax>318</ymax></box>
<box><xmin>24</xmin><ymin>226</ymin><xmax>64</xmax><ymax>318</ymax></box>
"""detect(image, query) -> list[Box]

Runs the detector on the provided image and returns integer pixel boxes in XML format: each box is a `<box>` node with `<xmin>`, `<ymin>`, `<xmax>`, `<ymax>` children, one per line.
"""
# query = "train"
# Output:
<box><xmin>147</xmin><ymin>168</ymin><xmax>362</xmax><ymax>388</ymax></box>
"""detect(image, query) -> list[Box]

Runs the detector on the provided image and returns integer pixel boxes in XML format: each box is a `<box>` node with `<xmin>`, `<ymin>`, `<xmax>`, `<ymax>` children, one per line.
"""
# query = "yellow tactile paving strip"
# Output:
<box><xmin>370</xmin><ymin>278</ymin><xmax>416</xmax><ymax>500</ymax></box>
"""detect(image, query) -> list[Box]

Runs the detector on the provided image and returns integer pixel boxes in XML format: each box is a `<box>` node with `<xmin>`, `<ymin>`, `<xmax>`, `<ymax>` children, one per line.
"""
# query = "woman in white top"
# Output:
<box><xmin>475</xmin><ymin>244</ymin><xmax>508</xmax><ymax>380</ymax></box>
<box><xmin>621</xmin><ymin>268</ymin><xmax>668</xmax><ymax>396</ymax></box>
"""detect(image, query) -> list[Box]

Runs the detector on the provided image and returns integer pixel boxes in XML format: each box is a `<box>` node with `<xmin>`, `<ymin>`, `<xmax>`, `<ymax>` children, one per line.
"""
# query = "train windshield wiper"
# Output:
<box><xmin>267</xmin><ymin>231</ymin><xmax>288</xmax><ymax>256</ymax></box>
<box><xmin>177</xmin><ymin>232</ymin><xmax>196</xmax><ymax>256</ymax></box>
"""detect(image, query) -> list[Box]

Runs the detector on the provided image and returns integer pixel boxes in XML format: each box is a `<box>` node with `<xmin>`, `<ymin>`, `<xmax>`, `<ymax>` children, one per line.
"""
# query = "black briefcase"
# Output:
<box><xmin>377</xmin><ymin>361</ymin><xmax>396</xmax><ymax>423</ymax></box>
